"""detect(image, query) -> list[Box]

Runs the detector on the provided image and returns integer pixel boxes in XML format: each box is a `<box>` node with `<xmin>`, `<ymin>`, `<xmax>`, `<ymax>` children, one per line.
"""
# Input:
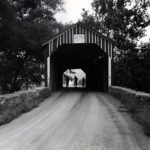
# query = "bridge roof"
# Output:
<box><xmin>43</xmin><ymin>22</ymin><xmax>113</xmax><ymax>46</ymax></box>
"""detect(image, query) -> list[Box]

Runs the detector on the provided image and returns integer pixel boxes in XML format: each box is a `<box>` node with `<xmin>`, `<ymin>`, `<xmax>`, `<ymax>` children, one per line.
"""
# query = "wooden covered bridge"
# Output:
<box><xmin>43</xmin><ymin>22</ymin><xmax>114</xmax><ymax>91</ymax></box>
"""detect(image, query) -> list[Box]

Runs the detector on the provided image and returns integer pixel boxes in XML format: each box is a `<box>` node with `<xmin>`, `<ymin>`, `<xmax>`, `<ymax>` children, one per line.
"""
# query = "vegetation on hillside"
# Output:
<box><xmin>0</xmin><ymin>0</ymin><xmax>150</xmax><ymax>94</ymax></box>
<box><xmin>0</xmin><ymin>0</ymin><xmax>64</xmax><ymax>93</ymax></box>
<box><xmin>81</xmin><ymin>0</ymin><xmax>150</xmax><ymax>93</ymax></box>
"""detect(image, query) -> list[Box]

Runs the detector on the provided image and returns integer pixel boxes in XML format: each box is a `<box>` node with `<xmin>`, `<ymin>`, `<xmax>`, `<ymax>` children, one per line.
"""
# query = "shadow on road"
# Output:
<box><xmin>61</xmin><ymin>87</ymin><xmax>101</xmax><ymax>92</ymax></box>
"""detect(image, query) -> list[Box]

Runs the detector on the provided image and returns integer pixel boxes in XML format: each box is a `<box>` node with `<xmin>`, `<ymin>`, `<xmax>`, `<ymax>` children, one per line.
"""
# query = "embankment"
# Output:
<box><xmin>0</xmin><ymin>87</ymin><xmax>50</xmax><ymax>125</ymax></box>
<box><xmin>109</xmin><ymin>86</ymin><xmax>150</xmax><ymax>136</ymax></box>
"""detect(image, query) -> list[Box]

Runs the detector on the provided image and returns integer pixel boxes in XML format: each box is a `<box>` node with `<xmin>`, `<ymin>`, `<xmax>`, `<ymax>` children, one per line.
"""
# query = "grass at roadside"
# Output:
<box><xmin>135</xmin><ymin>106</ymin><xmax>150</xmax><ymax>136</ymax></box>
<box><xmin>123</xmin><ymin>99</ymin><xmax>150</xmax><ymax>137</ymax></box>
<box><xmin>109</xmin><ymin>86</ymin><xmax>150</xmax><ymax>137</ymax></box>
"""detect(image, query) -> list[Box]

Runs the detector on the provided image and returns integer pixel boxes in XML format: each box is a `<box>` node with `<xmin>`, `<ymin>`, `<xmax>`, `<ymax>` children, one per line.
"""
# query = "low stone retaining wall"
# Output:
<box><xmin>109</xmin><ymin>86</ymin><xmax>150</xmax><ymax>135</ymax></box>
<box><xmin>109</xmin><ymin>86</ymin><xmax>150</xmax><ymax>111</ymax></box>
<box><xmin>0</xmin><ymin>87</ymin><xmax>51</xmax><ymax>125</ymax></box>
<box><xmin>109</xmin><ymin>86</ymin><xmax>150</xmax><ymax>104</ymax></box>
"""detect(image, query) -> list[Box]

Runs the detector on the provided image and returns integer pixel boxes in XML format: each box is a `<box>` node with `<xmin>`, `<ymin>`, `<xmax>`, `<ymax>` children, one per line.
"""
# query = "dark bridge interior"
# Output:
<box><xmin>50</xmin><ymin>44</ymin><xmax>108</xmax><ymax>91</ymax></box>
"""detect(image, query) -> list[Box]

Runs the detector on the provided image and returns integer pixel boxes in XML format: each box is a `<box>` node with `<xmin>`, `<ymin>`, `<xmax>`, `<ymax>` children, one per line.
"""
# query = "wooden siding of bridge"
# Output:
<box><xmin>43</xmin><ymin>22</ymin><xmax>114</xmax><ymax>89</ymax></box>
<box><xmin>43</xmin><ymin>22</ymin><xmax>113</xmax><ymax>58</ymax></box>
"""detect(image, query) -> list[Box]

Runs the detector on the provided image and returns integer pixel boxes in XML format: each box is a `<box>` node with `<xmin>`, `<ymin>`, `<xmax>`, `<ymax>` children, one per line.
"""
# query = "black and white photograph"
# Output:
<box><xmin>0</xmin><ymin>0</ymin><xmax>150</xmax><ymax>149</ymax></box>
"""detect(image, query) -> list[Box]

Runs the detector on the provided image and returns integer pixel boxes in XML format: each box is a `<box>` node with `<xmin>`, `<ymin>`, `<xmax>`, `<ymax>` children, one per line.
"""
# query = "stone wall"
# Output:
<box><xmin>0</xmin><ymin>87</ymin><xmax>51</xmax><ymax>125</ymax></box>
<box><xmin>109</xmin><ymin>86</ymin><xmax>150</xmax><ymax>111</ymax></box>
<box><xmin>109</xmin><ymin>86</ymin><xmax>150</xmax><ymax>135</ymax></box>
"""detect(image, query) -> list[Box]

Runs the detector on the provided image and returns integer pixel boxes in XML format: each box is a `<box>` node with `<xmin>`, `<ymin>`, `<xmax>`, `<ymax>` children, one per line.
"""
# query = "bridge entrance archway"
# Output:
<box><xmin>43</xmin><ymin>22</ymin><xmax>114</xmax><ymax>92</ymax></box>
<box><xmin>50</xmin><ymin>44</ymin><xmax>108</xmax><ymax>91</ymax></box>
<box><xmin>62</xmin><ymin>69</ymin><xmax>86</xmax><ymax>88</ymax></box>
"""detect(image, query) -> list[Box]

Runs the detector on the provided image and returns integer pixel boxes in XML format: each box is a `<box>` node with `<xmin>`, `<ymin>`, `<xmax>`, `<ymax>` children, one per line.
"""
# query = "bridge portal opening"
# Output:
<box><xmin>43</xmin><ymin>22</ymin><xmax>114</xmax><ymax>92</ymax></box>
<box><xmin>62</xmin><ymin>69</ymin><xmax>86</xmax><ymax>88</ymax></box>
<box><xmin>50</xmin><ymin>44</ymin><xmax>108</xmax><ymax>91</ymax></box>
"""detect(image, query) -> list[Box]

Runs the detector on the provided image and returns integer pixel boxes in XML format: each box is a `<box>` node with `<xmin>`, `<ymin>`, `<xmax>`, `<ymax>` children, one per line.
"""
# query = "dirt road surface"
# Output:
<box><xmin>0</xmin><ymin>91</ymin><xmax>150</xmax><ymax>150</ymax></box>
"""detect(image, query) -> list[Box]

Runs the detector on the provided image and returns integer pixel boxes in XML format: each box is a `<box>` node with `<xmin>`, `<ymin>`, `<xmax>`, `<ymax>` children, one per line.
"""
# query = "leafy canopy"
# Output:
<box><xmin>0</xmin><ymin>0</ymin><xmax>63</xmax><ymax>93</ymax></box>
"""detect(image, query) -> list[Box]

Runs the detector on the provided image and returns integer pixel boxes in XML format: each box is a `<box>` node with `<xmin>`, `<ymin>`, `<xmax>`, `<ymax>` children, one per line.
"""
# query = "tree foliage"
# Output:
<box><xmin>81</xmin><ymin>0</ymin><xmax>150</xmax><ymax>92</ymax></box>
<box><xmin>114</xmin><ymin>42</ymin><xmax>150</xmax><ymax>93</ymax></box>
<box><xmin>91</xmin><ymin>0</ymin><xmax>150</xmax><ymax>50</ymax></box>
<box><xmin>0</xmin><ymin>0</ymin><xmax>63</xmax><ymax>93</ymax></box>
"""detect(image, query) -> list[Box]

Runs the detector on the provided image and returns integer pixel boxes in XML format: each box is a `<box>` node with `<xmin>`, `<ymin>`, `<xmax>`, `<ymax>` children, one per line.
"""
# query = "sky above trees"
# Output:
<box><xmin>55</xmin><ymin>0</ymin><xmax>150</xmax><ymax>44</ymax></box>
<box><xmin>55</xmin><ymin>0</ymin><xmax>93</xmax><ymax>23</ymax></box>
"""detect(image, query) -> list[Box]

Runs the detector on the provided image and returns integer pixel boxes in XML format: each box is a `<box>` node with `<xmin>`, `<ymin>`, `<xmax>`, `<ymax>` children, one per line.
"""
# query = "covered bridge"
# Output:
<box><xmin>43</xmin><ymin>22</ymin><xmax>114</xmax><ymax>91</ymax></box>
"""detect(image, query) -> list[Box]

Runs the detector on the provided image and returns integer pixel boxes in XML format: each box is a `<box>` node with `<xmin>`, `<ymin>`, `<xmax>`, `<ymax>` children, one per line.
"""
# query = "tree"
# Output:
<box><xmin>91</xmin><ymin>0</ymin><xmax>150</xmax><ymax>50</ymax></box>
<box><xmin>114</xmin><ymin>42</ymin><xmax>150</xmax><ymax>93</ymax></box>
<box><xmin>0</xmin><ymin>0</ymin><xmax>64</xmax><ymax>93</ymax></box>
<box><xmin>81</xmin><ymin>9</ymin><xmax>108</xmax><ymax>33</ymax></box>
<box><xmin>81</xmin><ymin>0</ymin><xmax>150</xmax><ymax>92</ymax></box>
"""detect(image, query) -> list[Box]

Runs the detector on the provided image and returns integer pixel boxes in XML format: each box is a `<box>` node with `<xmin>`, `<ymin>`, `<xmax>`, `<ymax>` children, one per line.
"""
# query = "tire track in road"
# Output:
<box><xmin>0</xmin><ymin>91</ymin><xmax>150</xmax><ymax>150</ymax></box>
<box><xmin>0</xmin><ymin>92</ymin><xmax>80</xmax><ymax>150</ymax></box>
<box><xmin>96</xmin><ymin>93</ymin><xmax>150</xmax><ymax>150</ymax></box>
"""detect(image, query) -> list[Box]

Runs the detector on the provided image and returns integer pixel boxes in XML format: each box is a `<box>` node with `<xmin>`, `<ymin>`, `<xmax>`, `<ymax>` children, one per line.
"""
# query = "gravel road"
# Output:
<box><xmin>0</xmin><ymin>91</ymin><xmax>150</xmax><ymax>150</ymax></box>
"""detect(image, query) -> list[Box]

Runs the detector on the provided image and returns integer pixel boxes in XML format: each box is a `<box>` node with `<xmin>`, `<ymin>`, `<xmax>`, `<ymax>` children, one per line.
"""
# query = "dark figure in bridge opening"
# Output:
<box><xmin>74</xmin><ymin>76</ymin><xmax>78</xmax><ymax>87</ymax></box>
<box><xmin>65</xmin><ymin>76</ymin><xmax>70</xmax><ymax>87</ymax></box>
<box><xmin>82</xmin><ymin>77</ymin><xmax>86</xmax><ymax>88</ymax></box>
